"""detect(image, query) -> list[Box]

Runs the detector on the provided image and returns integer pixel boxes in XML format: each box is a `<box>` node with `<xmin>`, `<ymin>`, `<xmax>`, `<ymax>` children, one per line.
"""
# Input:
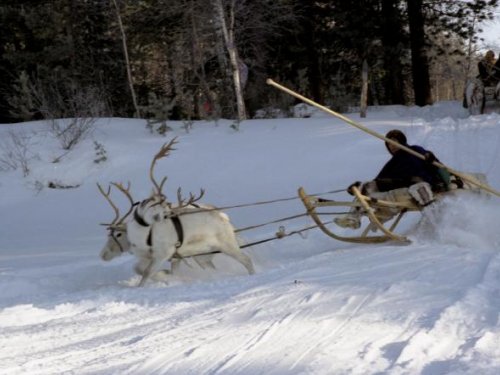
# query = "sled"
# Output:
<box><xmin>298</xmin><ymin>172</ymin><xmax>492</xmax><ymax>245</ymax></box>
<box><xmin>298</xmin><ymin>186</ymin><xmax>417</xmax><ymax>244</ymax></box>
<box><xmin>463</xmin><ymin>78</ymin><xmax>500</xmax><ymax>115</ymax></box>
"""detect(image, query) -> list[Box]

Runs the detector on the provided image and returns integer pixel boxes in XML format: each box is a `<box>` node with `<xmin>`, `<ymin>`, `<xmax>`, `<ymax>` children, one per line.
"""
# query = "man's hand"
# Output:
<box><xmin>347</xmin><ymin>181</ymin><xmax>361</xmax><ymax>195</ymax></box>
<box><xmin>361</xmin><ymin>180</ymin><xmax>378</xmax><ymax>195</ymax></box>
<box><xmin>424</xmin><ymin>152</ymin><xmax>436</xmax><ymax>164</ymax></box>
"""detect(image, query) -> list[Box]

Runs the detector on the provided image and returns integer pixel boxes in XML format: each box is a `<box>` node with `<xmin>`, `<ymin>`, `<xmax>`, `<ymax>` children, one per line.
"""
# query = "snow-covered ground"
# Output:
<box><xmin>1</xmin><ymin>101</ymin><xmax>500</xmax><ymax>374</ymax></box>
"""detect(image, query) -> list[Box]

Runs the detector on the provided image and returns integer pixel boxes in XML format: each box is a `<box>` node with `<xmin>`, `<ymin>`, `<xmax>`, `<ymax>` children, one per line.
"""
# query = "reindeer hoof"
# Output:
<box><xmin>137</xmin><ymin>276</ymin><xmax>147</xmax><ymax>287</ymax></box>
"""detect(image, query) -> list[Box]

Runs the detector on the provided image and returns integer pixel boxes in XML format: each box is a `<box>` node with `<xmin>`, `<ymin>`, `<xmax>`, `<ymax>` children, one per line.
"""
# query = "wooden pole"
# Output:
<box><xmin>266</xmin><ymin>78</ymin><xmax>500</xmax><ymax>198</ymax></box>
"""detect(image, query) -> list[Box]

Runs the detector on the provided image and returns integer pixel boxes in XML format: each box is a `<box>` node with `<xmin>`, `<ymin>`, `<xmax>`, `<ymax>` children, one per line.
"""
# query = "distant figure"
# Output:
<box><xmin>493</xmin><ymin>52</ymin><xmax>500</xmax><ymax>83</ymax></box>
<box><xmin>477</xmin><ymin>50</ymin><xmax>497</xmax><ymax>86</ymax></box>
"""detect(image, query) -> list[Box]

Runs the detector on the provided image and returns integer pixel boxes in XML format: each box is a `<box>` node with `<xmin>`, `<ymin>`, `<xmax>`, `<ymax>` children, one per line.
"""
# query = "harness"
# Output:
<box><xmin>109</xmin><ymin>228</ymin><xmax>127</xmax><ymax>253</ymax></box>
<box><xmin>170</xmin><ymin>215</ymin><xmax>184</xmax><ymax>248</ymax></box>
<box><xmin>134</xmin><ymin>208</ymin><xmax>149</xmax><ymax>227</ymax></box>
<box><xmin>133</xmin><ymin>206</ymin><xmax>185</xmax><ymax>249</ymax></box>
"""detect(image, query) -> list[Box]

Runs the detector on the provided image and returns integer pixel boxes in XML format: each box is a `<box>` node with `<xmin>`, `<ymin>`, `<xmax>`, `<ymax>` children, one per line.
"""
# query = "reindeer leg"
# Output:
<box><xmin>146</xmin><ymin>246</ymin><xmax>177</xmax><ymax>282</ymax></box>
<box><xmin>193</xmin><ymin>254</ymin><xmax>217</xmax><ymax>270</ymax></box>
<box><xmin>219</xmin><ymin>241</ymin><xmax>255</xmax><ymax>275</ymax></box>
<box><xmin>180</xmin><ymin>258</ymin><xmax>195</xmax><ymax>269</ymax></box>
<box><xmin>170</xmin><ymin>258</ymin><xmax>181</xmax><ymax>275</ymax></box>
<box><xmin>134</xmin><ymin>255</ymin><xmax>161</xmax><ymax>286</ymax></box>
<box><xmin>138</xmin><ymin>259</ymin><xmax>155</xmax><ymax>287</ymax></box>
<box><xmin>234</xmin><ymin>251</ymin><xmax>255</xmax><ymax>275</ymax></box>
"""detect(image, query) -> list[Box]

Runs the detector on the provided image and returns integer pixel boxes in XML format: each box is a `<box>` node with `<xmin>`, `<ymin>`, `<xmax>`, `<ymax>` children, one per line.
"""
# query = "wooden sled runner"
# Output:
<box><xmin>298</xmin><ymin>186</ymin><xmax>427</xmax><ymax>244</ymax></box>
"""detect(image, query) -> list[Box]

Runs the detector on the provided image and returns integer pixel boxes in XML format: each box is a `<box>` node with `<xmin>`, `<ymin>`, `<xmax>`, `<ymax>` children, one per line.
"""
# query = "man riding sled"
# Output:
<box><xmin>334</xmin><ymin>129</ymin><xmax>458</xmax><ymax>229</ymax></box>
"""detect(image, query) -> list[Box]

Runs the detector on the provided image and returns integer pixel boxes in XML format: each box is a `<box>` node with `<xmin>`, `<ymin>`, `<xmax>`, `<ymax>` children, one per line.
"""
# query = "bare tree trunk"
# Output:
<box><xmin>464</xmin><ymin>16</ymin><xmax>478</xmax><ymax>85</ymax></box>
<box><xmin>407</xmin><ymin>0</ymin><xmax>433</xmax><ymax>106</ymax></box>
<box><xmin>435</xmin><ymin>77</ymin><xmax>439</xmax><ymax>101</ymax></box>
<box><xmin>381</xmin><ymin>0</ymin><xmax>406</xmax><ymax>104</ymax></box>
<box><xmin>112</xmin><ymin>0</ymin><xmax>141</xmax><ymax>118</ymax></box>
<box><xmin>189</xmin><ymin>1</ymin><xmax>216</xmax><ymax>119</ymax></box>
<box><xmin>213</xmin><ymin>0</ymin><xmax>246</xmax><ymax>121</ymax></box>
<box><xmin>360</xmin><ymin>60</ymin><xmax>368</xmax><ymax>118</ymax></box>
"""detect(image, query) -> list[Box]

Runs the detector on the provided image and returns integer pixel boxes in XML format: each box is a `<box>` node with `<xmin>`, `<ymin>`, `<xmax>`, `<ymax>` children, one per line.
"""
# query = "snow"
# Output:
<box><xmin>1</xmin><ymin>100</ymin><xmax>500</xmax><ymax>374</ymax></box>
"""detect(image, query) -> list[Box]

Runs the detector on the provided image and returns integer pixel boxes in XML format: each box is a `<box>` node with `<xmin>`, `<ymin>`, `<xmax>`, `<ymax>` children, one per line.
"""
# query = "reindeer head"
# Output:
<box><xmin>100</xmin><ymin>226</ymin><xmax>130</xmax><ymax>261</ymax></box>
<box><xmin>97</xmin><ymin>182</ymin><xmax>136</xmax><ymax>261</ymax></box>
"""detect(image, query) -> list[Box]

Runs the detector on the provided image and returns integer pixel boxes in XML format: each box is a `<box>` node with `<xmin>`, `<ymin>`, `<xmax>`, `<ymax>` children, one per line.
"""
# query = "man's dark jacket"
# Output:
<box><xmin>375</xmin><ymin>145</ymin><xmax>441</xmax><ymax>192</ymax></box>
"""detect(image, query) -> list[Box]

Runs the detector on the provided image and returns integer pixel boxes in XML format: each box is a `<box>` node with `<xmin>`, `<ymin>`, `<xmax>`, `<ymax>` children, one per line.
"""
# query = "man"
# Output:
<box><xmin>365</xmin><ymin>129</ymin><xmax>446</xmax><ymax>193</ymax></box>
<box><xmin>334</xmin><ymin>129</ymin><xmax>447</xmax><ymax>229</ymax></box>
<box><xmin>478</xmin><ymin>50</ymin><xmax>497</xmax><ymax>87</ymax></box>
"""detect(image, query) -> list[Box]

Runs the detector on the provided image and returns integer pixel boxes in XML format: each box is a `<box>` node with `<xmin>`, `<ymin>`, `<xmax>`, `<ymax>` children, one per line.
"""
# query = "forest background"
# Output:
<box><xmin>1</xmin><ymin>0</ymin><xmax>499</xmax><ymax>125</ymax></box>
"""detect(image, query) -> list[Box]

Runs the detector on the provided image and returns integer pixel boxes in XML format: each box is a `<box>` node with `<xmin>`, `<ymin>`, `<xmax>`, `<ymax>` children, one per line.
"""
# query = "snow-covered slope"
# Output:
<box><xmin>1</xmin><ymin>102</ymin><xmax>499</xmax><ymax>374</ymax></box>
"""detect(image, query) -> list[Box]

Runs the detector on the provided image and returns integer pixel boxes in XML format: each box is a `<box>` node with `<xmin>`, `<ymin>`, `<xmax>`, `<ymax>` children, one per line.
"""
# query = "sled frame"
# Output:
<box><xmin>298</xmin><ymin>186</ymin><xmax>419</xmax><ymax>244</ymax></box>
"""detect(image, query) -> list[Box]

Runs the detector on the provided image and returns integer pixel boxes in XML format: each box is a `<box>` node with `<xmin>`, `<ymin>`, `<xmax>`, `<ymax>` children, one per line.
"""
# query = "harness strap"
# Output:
<box><xmin>170</xmin><ymin>215</ymin><xmax>184</xmax><ymax>248</ymax></box>
<box><xmin>143</xmin><ymin>215</ymin><xmax>183</xmax><ymax>248</ymax></box>
<box><xmin>147</xmin><ymin>227</ymin><xmax>152</xmax><ymax>247</ymax></box>
<box><xmin>134</xmin><ymin>209</ymin><xmax>149</xmax><ymax>227</ymax></box>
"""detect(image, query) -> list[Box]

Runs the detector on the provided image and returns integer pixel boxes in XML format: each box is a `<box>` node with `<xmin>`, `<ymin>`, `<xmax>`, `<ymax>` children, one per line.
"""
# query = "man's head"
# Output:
<box><xmin>385</xmin><ymin>129</ymin><xmax>407</xmax><ymax>154</ymax></box>
<box><xmin>486</xmin><ymin>50</ymin><xmax>495</xmax><ymax>63</ymax></box>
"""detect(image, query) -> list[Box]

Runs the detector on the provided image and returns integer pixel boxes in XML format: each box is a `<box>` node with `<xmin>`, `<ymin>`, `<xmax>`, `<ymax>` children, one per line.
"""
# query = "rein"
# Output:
<box><xmin>240</xmin><ymin>224</ymin><xmax>320</xmax><ymax>249</ymax></box>
<box><xmin>234</xmin><ymin>212</ymin><xmax>308</xmax><ymax>233</ymax></box>
<box><xmin>172</xmin><ymin>188</ymin><xmax>346</xmax><ymax>217</ymax></box>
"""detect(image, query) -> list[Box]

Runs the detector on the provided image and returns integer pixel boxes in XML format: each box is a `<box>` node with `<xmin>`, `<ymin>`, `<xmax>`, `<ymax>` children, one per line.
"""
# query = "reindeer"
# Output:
<box><xmin>98</xmin><ymin>183</ymin><xmax>219</xmax><ymax>281</ymax></box>
<box><xmin>99</xmin><ymin>138</ymin><xmax>255</xmax><ymax>286</ymax></box>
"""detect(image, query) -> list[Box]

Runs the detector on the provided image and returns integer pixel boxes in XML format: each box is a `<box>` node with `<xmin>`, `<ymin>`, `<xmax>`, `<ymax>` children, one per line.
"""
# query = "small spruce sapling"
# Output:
<box><xmin>93</xmin><ymin>141</ymin><xmax>107</xmax><ymax>164</ymax></box>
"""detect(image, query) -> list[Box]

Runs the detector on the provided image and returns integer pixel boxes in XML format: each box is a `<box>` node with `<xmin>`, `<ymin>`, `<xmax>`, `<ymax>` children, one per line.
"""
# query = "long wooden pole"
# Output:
<box><xmin>266</xmin><ymin>79</ymin><xmax>500</xmax><ymax>198</ymax></box>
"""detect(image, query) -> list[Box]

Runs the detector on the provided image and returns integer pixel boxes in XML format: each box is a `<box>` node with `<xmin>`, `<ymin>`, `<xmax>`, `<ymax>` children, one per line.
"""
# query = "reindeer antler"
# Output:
<box><xmin>97</xmin><ymin>183</ymin><xmax>120</xmax><ymax>226</ymax></box>
<box><xmin>149</xmin><ymin>137</ymin><xmax>178</xmax><ymax>199</ymax></box>
<box><xmin>176</xmin><ymin>187</ymin><xmax>205</xmax><ymax>209</ymax></box>
<box><xmin>110</xmin><ymin>181</ymin><xmax>136</xmax><ymax>223</ymax></box>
